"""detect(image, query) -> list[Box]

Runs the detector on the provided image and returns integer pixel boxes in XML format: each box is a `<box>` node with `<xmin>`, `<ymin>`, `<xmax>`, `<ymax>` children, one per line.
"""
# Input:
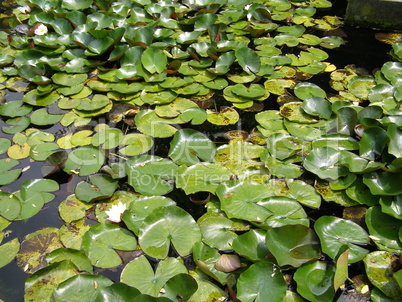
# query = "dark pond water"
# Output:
<box><xmin>0</xmin><ymin>0</ymin><xmax>397</xmax><ymax>301</ymax></box>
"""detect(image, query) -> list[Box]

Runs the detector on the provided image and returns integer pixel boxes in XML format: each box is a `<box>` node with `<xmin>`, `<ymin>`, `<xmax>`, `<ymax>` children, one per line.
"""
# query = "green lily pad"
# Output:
<box><xmin>0</xmin><ymin>138</ymin><xmax>11</xmax><ymax>155</ymax></box>
<box><xmin>0</xmin><ymin>100</ymin><xmax>32</xmax><ymax>117</ymax></box>
<box><xmin>237</xmin><ymin>262</ymin><xmax>287</xmax><ymax>302</ymax></box>
<box><xmin>82</xmin><ymin>223</ymin><xmax>137</xmax><ymax>268</ymax></box>
<box><xmin>265</xmin><ymin>224</ymin><xmax>320</xmax><ymax>267</ymax></box>
<box><xmin>138</xmin><ymin>205</ymin><xmax>201</xmax><ymax>259</ymax></box>
<box><xmin>294</xmin><ymin>261</ymin><xmax>336</xmax><ymax>302</ymax></box>
<box><xmin>155</xmin><ymin>97</ymin><xmax>197</xmax><ymax>118</ymax></box>
<box><xmin>216</xmin><ymin>182</ymin><xmax>272</xmax><ymax>223</ymax></box>
<box><xmin>16</xmin><ymin>227</ymin><xmax>63</xmax><ymax>274</ymax></box>
<box><xmin>0</xmin><ymin>238</ymin><xmax>20</xmax><ymax>269</ymax></box>
<box><xmin>301</xmin><ymin>97</ymin><xmax>332</xmax><ymax>119</ymax></box>
<box><xmin>168</xmin><ymin>129</ymin><xmax>215</xmax><ymax>165</ymax></box>
<box><xmin>363</xmin><ymin>172</ymin><xmax>402</xmax><ymax>196</ymax></box>
<box><xmin>141</xmin><ymin>47</ymin><xmax>167</xmax><ymax>74</ymax></box>
<box><xmin>24</xmin><ymin>261</ymin><xmax>79</xmax><ymax>302</ymax></box>
<box><xmin>53</xmin><ymin>274</ymin><xmax>113</xmax><ymax>302</ymax></box>
<box><xmin>135</xmin><ymin>109</ymin><xmax>179</xmax><ymax>138</ymax></box>
<box><xmin>286</xmin><ymin>180</ymin><xmax>321</xmax><ymax>208</ymax></box>
<box><xmin>121</xmin><ymin>255</ymin><xmax>187</xmax><ymax>297</ymax></box>
<box><xmin>294</xmin><ymin>82</ymin><xmax>326</xmax><ymax>100</ymax></box>
<box><xmin>92</xmin><ymin>127</ymin><xmax>124</xmax><ymax>150</ymax></box>
<box><xmin>314</xmin><ymin>216</ymin><xmax>369</xmax><ymax>263</ymax></box>
<box><xmin>22</xmin><ymin>90</ymin><xmax>60</xmax><ymax>106</ymax></box>
<box><xmin>119</xmin><ymin>133</ymin><xmax>154</xmax><ymax>156</ymax></box>
<box><xmin>199</xmin><ymin>215</ymin><xmax>238</xmax><ymax>251</ymax></box>
<box><xmin>280</xmin><ymin>102</ymin><xmax>318</xmax><ymax>124</ymax></box>
<box><xmin>2</xmin><ymin>116</ymin><xmax>30</xmax><ymax>134</ymax></box>
<box><xmin>75</xmin><ymin>174</ymin><xmax>118</xmax><ymax>203</ymax></box>
<box><xmin>365</xmin><ymin>206</ymin><xmax>402</xmax><ymax>253</ymax></box>
<box><xmin>59</xmin><ymin>219</ymin><xmax>91</xmax><ymax>251</ymax></box>
<box><xmin>304</xmin><ymin>147</ymin><xmax>348</xmax><ymax>180</ymax></box>
<box><xmin>23</xmin><ymin>178</ymin><xmax>58</xmax><ymax>212</ymax></box>
<box><xmin>348</xmin><ymin>76</ymin><xmax>376</xmax><ymax>100</ymax></box>
<box><xmin>206</xmin><ymin>107</ymin><xmax>239</xmax><ymax>125</ymax></box>
<box><xmin>380</xmin><ymin>195</ymin><xmax>402</xmax><ymax>220</ymax></box>
<box><xmin>0</xmin><ymin>158</ymin><xmax>22</xmax><ymax>185</ymax></box>
<box><xmin>47</xmin><ymin>248</ymin><xmax>93</xmax><ymax>274</ymax></box>
<box><xmin>176</xmin><ymin>163</ymin><xmax>232</xmax><ymax>195</ymax></box>
<box><xmin>58</xmin><ymin>194</ymin><xmax>92</xmax><ymax>224</ymax></box>
<box><xmin>52</xmin><ymin>73</ymin><xmax>88</xmax><ymax>86</ymax></box>
<box><xmin>180</xmin><ymin>107</ymin><xmax>208</xmax><ymax>125</ymax></box>
<box><xmin>122</xmin><ymin>196</ymin><xmax>176</xmax><ymax>236</ymax></box>
<box><xmin>94</xmin><ymin>283</ymin><xmax>141</xmax><ymax>302</ymax></box>
<box><xmin>232</xmin><ymin>229</ymin><xmax>270</xmax><ymax>262</ymax></box>
<box><xmin>30</xmin><ymin>108</ymin><xmax>63</xmax><ymax>126</ymax></box>
<box><xmin>364</xmin><ymin>251</ymin><xmax>402</xmax><ymax>299</ymax></box>
<box><xmin>257</xmin><ymin>196</ymin><xmax>310</xmax><ymax>228</ymax></box>
<box><xmin>63</xmin><ymin>146</ymin><xmax>105</xmax><ymax>176</ymax></box>
<box><xmin>235</xmin><ymin>47</ymin><xmax>261</xmax><ymax>74</ymax></box>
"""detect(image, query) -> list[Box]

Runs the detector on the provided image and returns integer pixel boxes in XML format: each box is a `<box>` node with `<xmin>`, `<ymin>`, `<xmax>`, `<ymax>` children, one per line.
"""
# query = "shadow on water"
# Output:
<box><xmin>0</xmin><ymin>0</ymin><xmax>399</xmax><ymax>301</ymax></box>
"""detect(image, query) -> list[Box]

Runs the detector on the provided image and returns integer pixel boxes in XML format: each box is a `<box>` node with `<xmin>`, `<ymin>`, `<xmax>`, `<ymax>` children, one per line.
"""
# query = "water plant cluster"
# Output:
<box><xmin>0</xmin><ymin>0</ymin><xmax>402</xmax><ymax>301</ymax></box>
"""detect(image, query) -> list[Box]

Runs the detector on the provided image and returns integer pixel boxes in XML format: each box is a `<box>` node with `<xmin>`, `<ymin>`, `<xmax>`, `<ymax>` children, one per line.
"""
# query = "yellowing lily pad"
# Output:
<box><xmin>206</xmin><ymin>107</ymin><xmax>239</xmax><ymax>125</ymax></box>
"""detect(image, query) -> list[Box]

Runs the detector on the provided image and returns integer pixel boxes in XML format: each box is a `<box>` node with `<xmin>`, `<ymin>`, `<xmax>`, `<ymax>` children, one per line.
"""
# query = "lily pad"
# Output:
<box><xmin>237</xmin><ymin>262</ymin><xmax>287</xmax><ymax>302</ymax></box>
<box><xmin>0</xmin><ymin>238</ymin><xmax>20</xmax><ymax>269</ymax></box>
<box><xmin>206</xmin><ymin>107</ymin><xmax>239</xmax><ymax>125</ymax></box>
<box><xmin>75</xmin><ymin>174</ymin><xmax>118</xmax><ymax>203</ymax></box>
<box><xmin>199</xmin><ymin>215</ymin><xmax>238</xmax><ymax>251</ymax></box>
<box><xmin>294</xmin><ymin>261</ymin><xmax>336</xmax><ymax>302</ymax></box>
<box><xmin>0</xmin><ymin>158</ymin><xmax>22</xmax><ymax>185</ymax></box>
<box><xmin>314</xmin><ymin>216</ymin><xmax>369</xmax><ymax>263</ymax></box>
<box><xmin>122</xmin><ymin>196</ymin><xmax>176</xmax><ymax>236</ymax></box>
<box><xmin>46</xmin><ymin>248</ymin><xmax>93</xmax><ymax>274</ymax></box>
<box><xmin>126</xmin><ymin>155</ymin><xmax>177</xmax><ymax>196</ymax></box>
<box><xmin>216</xmin><ymin>182</ymin><xmax>273</xmax><ymax>223</ymax></box>
<box><xmin>16</xmin><ymin>227</ymin><xmax>63</xmax><ymax>274</ymax></box>
<box><xmin>168</xmin><ymin>129</ymin><xmax>215</xmax><ymax>165</ymax></box>
<box><xmin>304</xmin><ymin>147</ymin><xmax>348</xmax><ymax>180</ymax></box>
<box><xmin>24</xmin><ymin>261</ymin><xmax>79</xmax><ymax>302</ymax></box>
<box><xmin>265</xmin><ymin>224</ymin><xmax>321</xmax><ymax>267</ymax></box>
<box><xmin>364</xmin><ymin>251</ymin><xmax>402</xmax><ymax>299</ymax></box>
<box><xmin>232</xmin><ymin>229</ymin><xmax>270</xmax><ymax>262</ymax></box>
<box><xmin>63</xmin><ymin>146</ymin><xmax>105</xmax><ymax>176</ymax></box>
<box><xmin>82</xmin><ymin>223</ymin><xmax>137</xmax><ymax>268</ymax></box>
<box><xmin>121</xmin><ymin>255</ymin><xmax>187</xmax><ymax>297</ymax></box>
<box><xmin>138</xmin><ymin>205</ymin><xmax>201</xmax><ymax>259</ymax></box>
<box><xmin>301</xmin><ymin>97</ymin><xmax>332</xmax><ymax>119</ymax></box>
<box><xmin>294</xmin><ymin>82</ymin><xmax>326</xmax><ymax>100</ymax></box>
<box><xmin>176</xmin><ymin>163</ymin><xmax>232</xmax><ymax>195</ymax></box>
<box><xmin>365</xmin><ymin>206</ymin><xmax>402</xmax><ymax>253</ymax></box>
<box><xmin>53</xmin><ymin>274</ymin><xmax>113</xmax><ymax>302</ymax></box>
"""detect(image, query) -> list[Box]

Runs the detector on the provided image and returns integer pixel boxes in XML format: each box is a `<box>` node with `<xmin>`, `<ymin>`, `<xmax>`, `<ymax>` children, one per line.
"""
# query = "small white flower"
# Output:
<box><xmin>105</xmin><ymin>202</ymin><xmax>127</xmax><ymax>223</ymax></box>
<box><xmin>34</xmin><ymin>23</ymin><xmax>48</xmax><ymax>36</ymax></box>
<box><xmin>18</xmin><ymin>6</ymin><xmax>31</xmax><ymax>14</ymax></box>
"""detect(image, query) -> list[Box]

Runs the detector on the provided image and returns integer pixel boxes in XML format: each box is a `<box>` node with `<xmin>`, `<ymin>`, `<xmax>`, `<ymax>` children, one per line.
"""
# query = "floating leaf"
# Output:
<box><xmin>265</xmin><ymin>224</ymin><xmax>320</xmax><ymax>267</ymax></box>
<box><xmin>53</xmin><ymin>275</ymin><xmax>113</xmax><ymax>302</ymax></box>
<box><xmin>235</xmin><ymin>47</ymin><xmax>261</xmax><ymax>74</ymax></box>
<box><xmin>199</xmin><ymin>215</ymin><xmax>238</xmax><ymax>251</ymax></box>
<box><xmin>206</xmin><ymin>107</ymin><xmax>239</xmax><ymax>125</ymax></box>
<box><xmin>82</xmin><ymin>223</ymin><xmax>137</xmax><ymax>268</ymax></box>
<box><xmin>0</xmin><ymin>158</ymin><xmax>22</xmax><ymax>186</ymax></box>
<box><xmin>168</xmin><ymin>129</ymin><xmax>215</xmax><ymax>165</ymax></box>
<box><xmin>141</xmin><ymin>48</ymin><xmax>168</xmax><ymax>74</ymax></box>
<box><xmin>176</xmin><ymin>163</ymin><xmax>232</xmax><ymax>195</ymax></box>
<box><xmin>294</xmin><ymin>261</ymin><xmax>336</xmax><ymax>302</ymax></box>
<box><xmin>364</xmin><ymin>251</ymin><xmax>402</xmax><ymax>299</ymax></box>
<box><xmin>314</xmin><ymin>216</ymin><xmax>369</xmax><ymax>263</ymax></box>
<box><xmin>237</xmin><ymin>262</ymin><xmax>287</xmax><ymax>302</ymax></box>
<box><xmin>0</xmin><ymin>238</ymin><xmax>20</xmax><ymax>269</ymax></box>
<box><xmin>232</xmin><ymin>229</ymin><xmax>270</xmax><ymax>262</ymax></box>
<box><xmin>94</xmin><ymin>283</ymin><xmax>141</xmax><ymax>302</ymax></box>
<box><xmin>52</xmin><ymin>73</ymin><xmax>88</xmax><ymax>86</ymax></box>
<box><xmin>24</xmin><ymin>261</ymin><xmax>78</xmax><ymax>302</ymax></box>
<box><xmin>75</xmin><ymin>174</ymin><xmax>118</xmax><ymax>203</ymax></box>
<box><xmin>304</xmin><ymin>147</ymin><xmax>348</xmax><ymax>180</ymax></box>
<box><xmin>365</xmin><ymin>206</ymin><xmax>402</xmax><ymax>253</ymax></box>
<box><xmin>59</xmin><ymin>194</ymin><xmax>92</xmax><ymax>223</ymax></box>
<box><xmin>63</xmin><ymin>146</ymin><xmax>105</xmax><ymax>176</ymax></box>
<box><xmin>138</xmin><ymin>205</ymin><xmax>201</xmax><ymax>259</ymax></box>
<box><xmin>216</xmin><ymin>182</ymin><xmax>272</xmax><ymax>223</ymax></box>
<box><xmin>121</xmin><ymin>256</ymin><xmax>187</xmax><ymax>297</ymax></box>
<box><xmin>294</xmin><ymin>82</ymin><xmax>326</xmax><ymax>100</ymax></box>
<box><xmin>301</xmin><ymin>97</ymin><xmax>332</xmax><ymax>119</ymax></box>
<box><xmin>47</xmin><ymin>248</ymin><xmax>93</xmax><ymax>274</ymax></box>
<box><xmin>119</xmin><ymin>133</ymin><xmax>154</xmax><ymax>156</ymax></box>
<box><xmin>16</xmin><ymin>227</ymin><xmax>63</xmax><ymax>274</ymax></box>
